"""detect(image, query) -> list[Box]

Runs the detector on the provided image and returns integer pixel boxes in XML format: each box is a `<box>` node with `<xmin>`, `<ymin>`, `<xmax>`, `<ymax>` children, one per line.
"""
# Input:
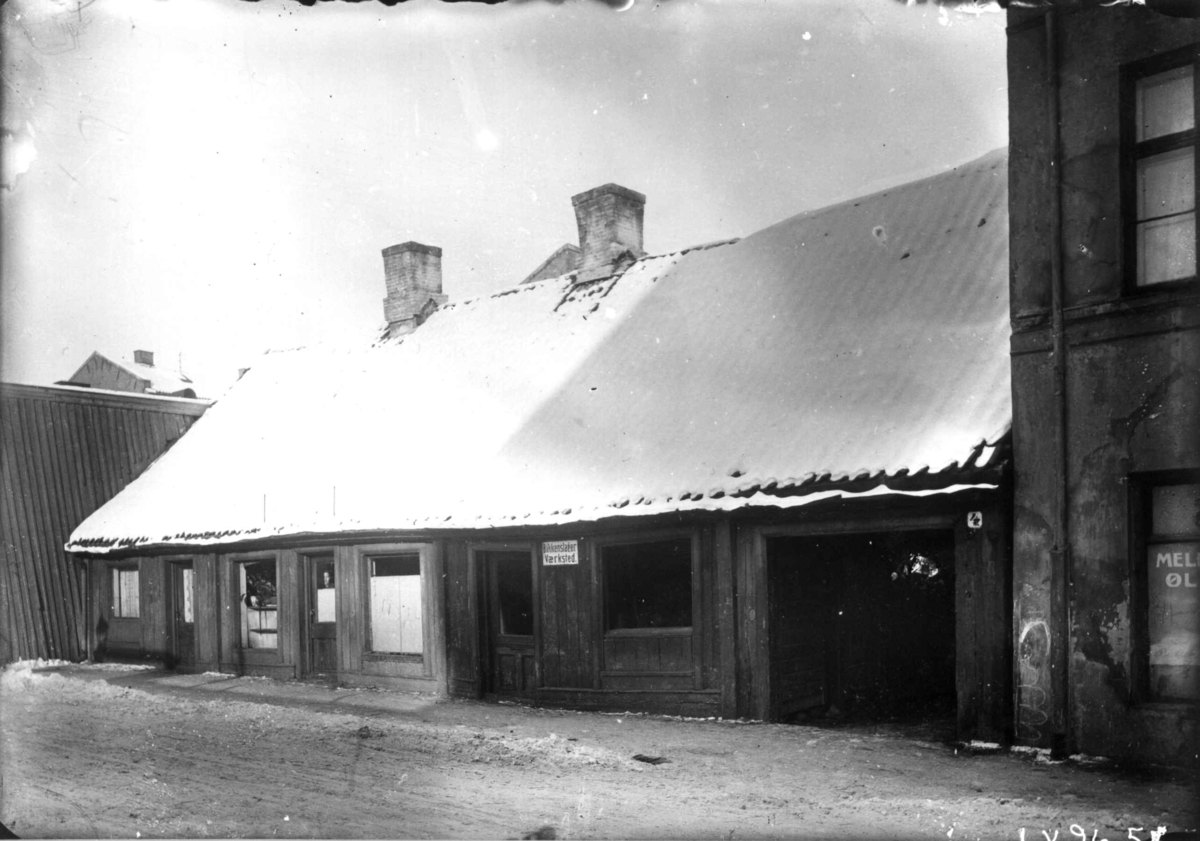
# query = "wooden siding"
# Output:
<box><xmin>0</xmin><ymin>383</ymin><xmax>207</xmax><ymax>664</ymax></box>
<box><xmin>539</xmin><ymin>551</ymin><xmax>594</xmax><ymax>689</ymax></box>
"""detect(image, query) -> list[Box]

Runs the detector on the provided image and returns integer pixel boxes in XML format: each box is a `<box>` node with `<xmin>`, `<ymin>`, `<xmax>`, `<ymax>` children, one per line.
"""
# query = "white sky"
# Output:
<box><xmin>0</xmin><ymin>0</ymin><xmax>1007</xmax><ymax>397</ymax></box>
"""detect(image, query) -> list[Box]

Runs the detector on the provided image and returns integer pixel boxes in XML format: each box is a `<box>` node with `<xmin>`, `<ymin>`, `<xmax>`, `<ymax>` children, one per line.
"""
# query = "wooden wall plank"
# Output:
<box><xmin>195</xmin><ymin>554</ymin><xmax>219</xmax><ymax>666</ymax></box>
<box><xmin>445</xmin><ymin>541</ymin><xmax>472</xmax><ymax>694</ymax></box>
<box><xmin>541</xmin><ymin>565</ymin><xmax>561</xmax><ymax>687</ymax></box>
<box><xmin>141</xmin><ymin>557</ymin><xmax>168</xmax><ymax>657</ymax></box>
<box><xmin>955</xmin><ymin>515</ymin><xmax>979</xmax><ymax>739</ymax></box>
<box><xmin>337</xmin><ymin>545</ymin><xmax>362</xmax><ymax>674</ymax></box>
<box><xmin>28</xmin><ymin>399</ymin><xmax>73</xmax><ymax>658</ymax></box>
<box><xmin>8</xmin><ymin>398</ymin><xmax>52</xmax><ymax>658</ymax></box>
<box><xmin>579</xmin><ymin>544</ymin><xmax>596</xmax><ymax>690</ymax></box>
<box><xmin>979</xmin><ymin>504</ymin><xmax>1012</xmax><ymax>741</ymax></box>
<box><xmin>427</xmin><ymin>541</ymin><xmax>448</xmax><ymax>694</ymax></box>
<box><xmin>562</xmin><ymin>563</ymin><xmax>581</xmax><ymax>686</ymax></box>
<box><xmin>47</xmin><ymin>402</ymin><xmax>87</xmax><ymax>656</ymax></box>
<box><xmin>0</xmin><ymin>384</ymin><xmax>207</xmax><ymax>664</ymax></box>
<box><xmin>1</xmin><ymin>419</ymin><xmax>39</xmax><ymax>659</ymax></box>
<box><xmin>714</xmin><ymin>519</ymin><xmax>737</xmax><ymax>718</ymax></box>
<box><xmin>279</xmin><ymin>549</ymin><xmax>300</xmax><ymax>673</ymax></box>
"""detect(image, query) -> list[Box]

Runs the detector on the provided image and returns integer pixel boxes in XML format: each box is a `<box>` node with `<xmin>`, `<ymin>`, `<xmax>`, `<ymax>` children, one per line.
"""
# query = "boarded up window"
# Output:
<box><xmin>369</xmin><ymin>554</ymin><xmax>422</xmax><ymax>654</ymax></box>
<box><xmin>111</xmin><ymin>566</ymin><xmax>140</xmax><ymax>618</ymax></box>
<box><xmin>603</xmin><ymin>538</ymin><xmax>692</xmax><ymax>631</ymax></box>
<box><xmin>1147</xmin><ymin>482</ymin><xmax>1199</xmax><ymax>700</ymax></box>
<box><xmin>239</xmin><ymin>559</ymin><xmax>278</xmax><ymax>649</ymax></box>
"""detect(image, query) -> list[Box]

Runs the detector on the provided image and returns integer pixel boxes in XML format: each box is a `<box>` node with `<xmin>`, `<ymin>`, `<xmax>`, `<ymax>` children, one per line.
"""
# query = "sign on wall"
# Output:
<box><xmin>1147</xmin><ymin>542</ymin><xmax>1199</xmax><ymax>700</ymax></box>
<box><xmin>542</xmin><ymin>540</ymin><xmax>579</xmax><ymax>566</ymax></box>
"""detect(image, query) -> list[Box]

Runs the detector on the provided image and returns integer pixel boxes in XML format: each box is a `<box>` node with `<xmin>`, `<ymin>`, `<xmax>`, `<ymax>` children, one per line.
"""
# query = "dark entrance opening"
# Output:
<box><xmin>482</xmin><ymin>550</ymin><xmax>536</xmax><ymax>694</ymax></box>
<box><xmin>767</xmin><ymin>530</ymin><xmax>956</xmax><ymax>725</ymax></box>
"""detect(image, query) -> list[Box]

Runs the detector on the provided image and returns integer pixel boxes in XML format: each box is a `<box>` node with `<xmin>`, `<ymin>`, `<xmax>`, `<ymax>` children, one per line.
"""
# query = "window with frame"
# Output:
<box><xmin>603</xmin><ymin>538</ymin><xmax>692</xmax><ymax>631</ymax></box>
<box><xmin>1124</xmin><ymin>49</ymin><xmax>1198</xmax><ymax>288</ymax></box>
<box><xmin>111</xmin><ymin>566</ymin><xmax>140</xmax><ymax>618</ymax></box>
<box><xmin>1139</xmin><ymin>478</ymin><xmax>1199</xmax><ymax>701</ymax></box>
<box><xmin>368</xmin><ymin>553</ymin><xmax>423</xmax><ymax>655</ymax></box>
<box><xmin>238</xmin><ymin>559</ymin><xmax>278</xmax><ymax>649</ymax></box>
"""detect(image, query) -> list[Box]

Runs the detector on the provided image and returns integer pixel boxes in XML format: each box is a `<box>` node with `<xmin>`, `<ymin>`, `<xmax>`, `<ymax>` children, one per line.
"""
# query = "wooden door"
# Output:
<box><xmin>170</xmin><ymin>561</ymin><xmax>196</xmax><ymax>669</ymax></box>
<box><xmin>769</xmin><ymin>544</ymin><xmax>834</xmax><ymax>717</ymax></box>
<box><xmin>308</xmin><ymin>555</ymin><xmax>337</xmax><ymax>675</ymax></box>
<box><xmin>484</xmin><ymin>550</ymin><xmax>536</xmax><ymax>694</ymax></box>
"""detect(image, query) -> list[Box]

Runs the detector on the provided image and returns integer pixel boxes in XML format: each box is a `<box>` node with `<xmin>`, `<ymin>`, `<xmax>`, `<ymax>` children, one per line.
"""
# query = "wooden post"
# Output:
<box><xmin>714</xmin><ymin>519</ymin><xmax>738</xmax><ymax>718</ymax></box>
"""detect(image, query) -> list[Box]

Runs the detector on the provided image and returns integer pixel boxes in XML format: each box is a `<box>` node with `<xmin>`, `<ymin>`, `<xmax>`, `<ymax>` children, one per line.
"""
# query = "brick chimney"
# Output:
<box><xmin>381</xmin><ymin>241</ymin><xmax>448</xmax><ymax>337</ymax></box>
<box><xmin>134</xmin><ymin>350</ymin><xmax>154</xmax><ymax>366</ymax></box>
<box><xmin>571</xmin><ymin>184</ymin><xmax>646</xmax><ymax>282</ymax></box>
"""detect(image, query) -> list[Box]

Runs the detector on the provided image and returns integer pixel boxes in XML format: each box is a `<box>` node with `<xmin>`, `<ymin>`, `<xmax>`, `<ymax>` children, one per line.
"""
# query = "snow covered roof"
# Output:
<box><xmin>71</xmin><ymin>351</ymin><xmax>197</xmax><ymax>397</ymax></box>
<box><xmin>68</xmin><ymin>149</ymin><xmax>1011</xmax><ymax>553</ymax></box>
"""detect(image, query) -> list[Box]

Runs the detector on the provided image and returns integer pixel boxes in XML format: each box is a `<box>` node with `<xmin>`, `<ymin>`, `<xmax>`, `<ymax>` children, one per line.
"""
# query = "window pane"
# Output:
<box><xmin>112</xmin><ymin>568</ymin><xmax>140</xmax><ymax>618</ymax></box>
<box><xmin>1137</xmin><ymin>211</ymin><xmax>1196</xmax><ymax>285</ymax></box>
<box><xmin>369</xmin><ymin>553</ymin><xmax>422</xmax><ymax>653</ymax></box>
<box><xmin>182</xmin><ymin>567</ymin><xmax>194</xmax><ymax>623</ymax></box>
<box><xmin>315</xmin><ymin>557</ymin><xmax>336</xmax><ymax>623</ymax></box>
<box><xmin>1147</xmin><ymin>541</ymin><xmax>1199</xmax><ymax>700</ymax></box>
<box><xmin>494</xmin><ymin>553</ymin><xmax>533</xmax><ymax>637</ymax></box>
<box><xmin>604</xmin><ymin>538</ymin><xmax>692</xmax><ymax>630</ymax></box>
<box><xmin>1137</xmin><ymin>147</ymin><xmax>1194</xmax><ymax>221</ymax></box>
<box><xmin>1153</xmin><ymin>483</ymin><xmax>1200</xmax><ymax>536</ymax></box>
<box><xmin>240</xmin><ymin>560</ymin><xmax>277</xmax><ymax>649</ymax></box>
<box><xmin>1137</xmin><ymin>65</ymin><xmax>1194</xmax><ymax>142</ymax></box>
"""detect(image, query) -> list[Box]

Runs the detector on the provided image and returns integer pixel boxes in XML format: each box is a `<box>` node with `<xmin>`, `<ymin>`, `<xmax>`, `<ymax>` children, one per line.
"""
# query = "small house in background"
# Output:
<box><xmin>0</xmin><ymin>383</ymin><xmax>209</xmax><ymax>665</ymax></box>
<box><xmin>67</xmin><ymin>152</ymin><xmax>1013</xmax><ymax>742</ymax></box>
<box><xmin>63</xmin><ymin>349</ymin><xmax>198</xmax><ymax>399</ymax></box>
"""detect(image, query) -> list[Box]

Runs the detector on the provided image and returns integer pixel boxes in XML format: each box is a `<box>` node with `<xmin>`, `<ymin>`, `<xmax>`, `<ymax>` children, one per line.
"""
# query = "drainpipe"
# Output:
<box><xmin>1045</xmin><ymin>8</ymin><xmax>1073</xmax><ymax>760</ymax></box>
<box><xmin>85</xmin><ymin>558</ymin><xmax>93</xmax><ymax>662</ymax></box>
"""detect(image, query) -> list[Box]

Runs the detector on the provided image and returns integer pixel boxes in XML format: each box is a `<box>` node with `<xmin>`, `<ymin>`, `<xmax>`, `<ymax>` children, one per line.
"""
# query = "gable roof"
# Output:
<box><xmin>67</xmin><ymin>148</ymin><xmax>1010</xmax><ymax>554</ymax></box>
<box><xmin>69</xmin><ymin>351</ymin><xmax>197</xmax><ymax>398</ymax></box>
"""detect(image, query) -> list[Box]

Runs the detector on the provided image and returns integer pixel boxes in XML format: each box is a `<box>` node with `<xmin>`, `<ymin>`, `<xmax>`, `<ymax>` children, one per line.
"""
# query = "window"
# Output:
<box><xmin>181</xmin><ymin>566</ymin><xmax>194</xmax><ymax>624</ymax></box>
<box><xmin>111</xmin><ymin>566</ymin><xmax>140</xmax><ymax>618</ymax></box>
<box><xmin>238</xmin><ymin>559</ymin><xmax>277</xmax><ymax>649</ymax></box>
<box><xmin>1124</xmin><ymin>50</ymin><xmax>1198</xmax><ymax>288</ymax></box>
<box><xmin>368</xmin><ymin>553</ymin><xmax>422</xmax><ymax>654</ymax></box>
<box><xmin>1138</xmin><ymin>477</ymin><xmax>1199</xmax><ymax>701</ymax></box>
<box><xmin>491</xmin><ymin>552</ymin><xmax>533</xmax><ymax>637</ymax></box>
<box><xmin>603</xmin><ymin>538</ymin><xmax>692</xmax><ymax>631</ymax></box>
<box><xmin>314</xmin><ymin>556</ymin><xmax>336</xmax><ymax>624</ymax></box>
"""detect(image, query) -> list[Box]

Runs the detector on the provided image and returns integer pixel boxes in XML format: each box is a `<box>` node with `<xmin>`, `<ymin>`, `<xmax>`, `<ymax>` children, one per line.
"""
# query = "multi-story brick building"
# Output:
<box><xmin>1006</xmin><ymin>2</ymin><xmax>1198</xmax><ymax>764</ymax></box>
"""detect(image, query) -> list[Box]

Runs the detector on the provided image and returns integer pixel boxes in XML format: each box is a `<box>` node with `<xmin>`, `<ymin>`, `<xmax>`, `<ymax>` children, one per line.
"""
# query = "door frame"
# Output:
<box><xmin>165</xmin><ymin>556</ymin><xmax>196</xmax><ymax>670</ymax></box>
<box><xmin>757</xmin><ymin>514</ymin><xmax>959</xmax><ymax>721</ymax></box>
<box><xmin>300</xmin><ymin>549</ymin><xmax>339</xmax><ymax>677</ymax></box>
<box><xmin>470</xmin><ymin>541</ymin><xmax>539</xmax><ymax>695</ymax></box>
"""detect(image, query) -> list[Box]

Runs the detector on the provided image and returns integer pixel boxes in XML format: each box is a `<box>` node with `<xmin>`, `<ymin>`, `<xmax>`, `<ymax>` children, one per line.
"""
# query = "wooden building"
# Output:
<box><xmin>1006</xmin><ymin>6</ymin><xmax>1199</xmax><ymax>764</ymax></box>
<box><xmin>0</xmin><ymin>383</ymin><xmax>209</xmax><ymax>664</ymax></box>
<box><xmin>68</xmin><ymin>154</ymin><xmax>1013</xmax><ymax>738</ymax></box>
<box><xmin>64</xmin><ymin>349</ymin><xmax>198</xmax><ymax>399</ymax></box>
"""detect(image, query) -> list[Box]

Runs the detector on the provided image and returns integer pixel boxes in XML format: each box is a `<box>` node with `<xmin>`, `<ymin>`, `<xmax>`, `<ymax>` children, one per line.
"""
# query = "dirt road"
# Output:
<box><xmin>0</xmin><ymin>663</ymin><xmax>1195</xmax><ymax>840</ymax></box>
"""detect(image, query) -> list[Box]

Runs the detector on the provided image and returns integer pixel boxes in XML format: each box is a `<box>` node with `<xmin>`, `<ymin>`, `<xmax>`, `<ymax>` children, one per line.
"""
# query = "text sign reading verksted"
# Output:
<box><xmin>542</xmin><ymin>540</ymin><xmax>579</xmax><ymax>566</ymax></box>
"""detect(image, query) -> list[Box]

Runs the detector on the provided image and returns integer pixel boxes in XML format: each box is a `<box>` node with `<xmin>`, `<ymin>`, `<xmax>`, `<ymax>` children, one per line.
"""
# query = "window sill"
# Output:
<box><xmin>605</xmin><ymin>627</ymin><xmax>693</xmax><ymax>638</ymax></box>
<box><xmin>363</xmin><ymin>652</ymin><xmax>423</xmax><ymax>664</ymax></box>
<box><xmin>1135</xmin><ymin>700</ymin><xmax>1200</xmax><ymax>715</ymax></box>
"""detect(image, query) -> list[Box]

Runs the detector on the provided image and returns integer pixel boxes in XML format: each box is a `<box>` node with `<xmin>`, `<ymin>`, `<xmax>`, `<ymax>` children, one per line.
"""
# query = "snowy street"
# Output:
<box><xmin>1</xmin><ymin>664</ymin><xmax>1194</xmax><ymax>840</ymax></box>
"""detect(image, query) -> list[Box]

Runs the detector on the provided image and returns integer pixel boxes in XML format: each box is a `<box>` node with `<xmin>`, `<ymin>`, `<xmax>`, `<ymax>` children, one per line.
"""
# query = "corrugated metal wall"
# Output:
<box><xmin>0</xmin><ymin>383</ymin><xmax>208</xmax><ymax>664</ymax></box>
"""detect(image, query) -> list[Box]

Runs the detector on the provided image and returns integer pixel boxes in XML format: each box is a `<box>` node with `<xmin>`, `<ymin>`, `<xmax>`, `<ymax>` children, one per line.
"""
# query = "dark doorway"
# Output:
<box><xmin>307</xmin><ymin>554</ymin><xmax>337</xmax><ymax>675</ymax></box>
<box><xmin>169</xmin><ymin>561</ymin><xmax>196</xmax><ymax>670</ymax></box>
<box><xmin>767</xmin><ymin>530</ymin><xmax>956</xmax><ymax>722</ymax></box>
<box><xmin>482</xmin><ymin>550</ymin><xmax>536</xmax><ymax>694</ymax></box>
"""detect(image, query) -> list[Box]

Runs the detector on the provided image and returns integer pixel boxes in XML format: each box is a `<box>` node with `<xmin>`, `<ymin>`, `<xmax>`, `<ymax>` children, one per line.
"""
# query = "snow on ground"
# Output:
<box><xmin>1</xmin><ymin>664</ymin><xmax>1195</xmax><ymax>840</ymax></box>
